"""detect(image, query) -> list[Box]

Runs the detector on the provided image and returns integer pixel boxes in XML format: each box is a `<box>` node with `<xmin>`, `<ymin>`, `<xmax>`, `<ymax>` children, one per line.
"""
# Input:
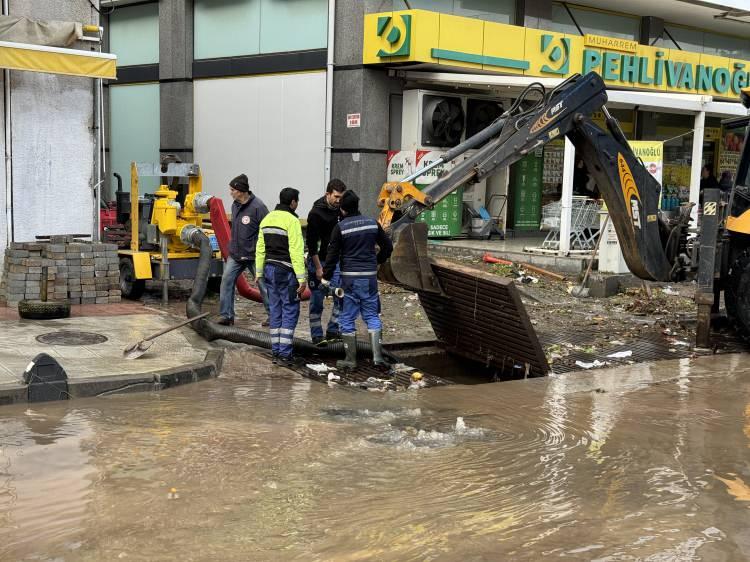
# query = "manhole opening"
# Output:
<box><xmin>36</xmin><ymin>331</ymin><xmax>108</xmax><ymax>346</ymax></box>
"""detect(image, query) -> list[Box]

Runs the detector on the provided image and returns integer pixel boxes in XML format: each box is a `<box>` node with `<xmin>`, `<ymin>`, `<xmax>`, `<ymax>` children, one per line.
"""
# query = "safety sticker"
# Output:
<box><xmin>703</xmin><ymin>202</ymin><xmax>717</xmax><ymax>216</ymax></box>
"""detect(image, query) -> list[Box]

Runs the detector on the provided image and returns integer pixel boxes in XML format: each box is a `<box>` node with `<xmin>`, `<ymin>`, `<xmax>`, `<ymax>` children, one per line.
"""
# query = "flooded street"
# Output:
<box><xmin>2</xmin><ymin>353</ymin><xmax>750</xmax><ymax>561</ymax></box>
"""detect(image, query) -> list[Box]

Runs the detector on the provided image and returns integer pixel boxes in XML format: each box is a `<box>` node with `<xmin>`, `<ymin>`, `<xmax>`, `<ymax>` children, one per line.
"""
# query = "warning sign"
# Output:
<box><xmin>346</xmin><ymin>113</ymin><xmax>361</xmax><ymax>128</ymax></box>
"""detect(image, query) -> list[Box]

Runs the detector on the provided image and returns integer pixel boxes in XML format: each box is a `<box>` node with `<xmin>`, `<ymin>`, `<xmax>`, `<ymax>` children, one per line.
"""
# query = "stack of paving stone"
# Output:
<box><xmin>0</xmin><ymin>237</ymin><xmax>121</xmax><ymax>307</ymax></box>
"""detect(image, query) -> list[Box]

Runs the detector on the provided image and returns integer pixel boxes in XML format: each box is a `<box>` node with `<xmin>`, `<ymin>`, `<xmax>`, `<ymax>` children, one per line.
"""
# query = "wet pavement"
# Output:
<box><xmin>1</xmin><ymin>351</ymin><xmax>750</xmax><ymax>560</ymax></box>
<box><xmin>0</xmin><ymin>305</ymin><xmax>213</xmax><ymax>387</ymax></box>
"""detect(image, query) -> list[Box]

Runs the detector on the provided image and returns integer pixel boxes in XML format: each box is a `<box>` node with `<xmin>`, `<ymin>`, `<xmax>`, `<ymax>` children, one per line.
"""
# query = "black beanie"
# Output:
<box><xmin>229</xmin><ymin>174</ymin><xmax>250</xmax><ymax>193</ymax></box>
<box><xmin>340</xmin><ymin>190</ymin><xmax>359</xmax><ymax>214</ymax></box>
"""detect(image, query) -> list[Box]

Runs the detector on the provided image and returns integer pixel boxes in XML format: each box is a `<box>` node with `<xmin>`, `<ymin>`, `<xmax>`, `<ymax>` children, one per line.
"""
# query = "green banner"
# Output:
<box><xmin>511</xmin><ymin>150</ymin><xmax>543</xmax><ymax>230</ymax></box>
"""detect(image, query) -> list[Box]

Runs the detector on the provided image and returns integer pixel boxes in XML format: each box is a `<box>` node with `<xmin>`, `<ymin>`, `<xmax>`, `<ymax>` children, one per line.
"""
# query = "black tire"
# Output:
<box><xmin>119</xmin><ymin>257</ymin><xmax>146</xmax><ymax>300</ymax></box>
<box><xmin>18</xmin><ymin>299</ymin><xmax>70</xmax><ymax>320</ymax></box>
<box><xmin>725</xmin><ymin>249</ymin><xmax>750</xmax><ymax>339</ymax></box>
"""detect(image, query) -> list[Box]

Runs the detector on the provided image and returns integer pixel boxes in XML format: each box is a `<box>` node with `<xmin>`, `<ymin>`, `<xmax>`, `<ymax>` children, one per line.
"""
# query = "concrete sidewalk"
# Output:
<box><xmin>0</xmin><ymin>303</ymin><xmax>223</xmax><ymax>405</ymax></box>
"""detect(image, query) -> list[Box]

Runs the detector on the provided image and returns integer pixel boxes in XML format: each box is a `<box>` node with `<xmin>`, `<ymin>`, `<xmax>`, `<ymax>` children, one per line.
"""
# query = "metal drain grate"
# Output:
<box><xmin>264</xmin><ymin>352</ymin><xmax>451</xmax><ymax>390</ymax></box>
<box><xmin>538</xmin><ymin>330</ymin><xmax>699</xmax><ymax>374</ymax></box>
<box><xmin>36</xmin><ymin>331</ymin><xmax>108</xmax><ymax>346</ymax></box>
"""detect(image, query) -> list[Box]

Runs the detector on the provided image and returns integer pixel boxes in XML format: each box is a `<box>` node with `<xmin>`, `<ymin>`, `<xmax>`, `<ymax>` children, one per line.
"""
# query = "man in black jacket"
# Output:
<box><xmin>218</xmin><ymin>173</ymin><xmax>269</xmax><ymax>326</ymax></box>
<box><xmin>306</xmin><ymin>178</ymin><xmax>346</xmax><ymax>344</ymax></box>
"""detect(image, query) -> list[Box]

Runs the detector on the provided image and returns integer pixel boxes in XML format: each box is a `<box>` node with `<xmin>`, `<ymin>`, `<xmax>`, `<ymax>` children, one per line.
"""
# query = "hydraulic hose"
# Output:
<box><xmin>186</xmin><ymin>229</ymin><xmax>382</xmax><ymax>358</ymax></box>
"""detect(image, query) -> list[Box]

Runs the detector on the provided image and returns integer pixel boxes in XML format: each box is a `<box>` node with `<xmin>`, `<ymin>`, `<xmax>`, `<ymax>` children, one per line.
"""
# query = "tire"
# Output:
<box><xmin>119</xmin><ymin>257</ymin><xmax>146</xmax><ymax>300</ymax></box>
<box><xmin>18</xmin><ymin>299</ymin><xmax>70</xmax><ymax>320</ymax></box>
<box><xmin>725</xmin><ymin>249</ymin><xmax>750</xmax><ymax>339</ymax></box>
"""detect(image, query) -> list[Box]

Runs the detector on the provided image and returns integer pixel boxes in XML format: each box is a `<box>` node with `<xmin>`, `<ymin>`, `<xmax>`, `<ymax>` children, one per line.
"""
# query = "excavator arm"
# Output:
<box><xmin>379</xmin><ymin>72</ymin><xmax>690</xmax><ymax>291</ymax></box>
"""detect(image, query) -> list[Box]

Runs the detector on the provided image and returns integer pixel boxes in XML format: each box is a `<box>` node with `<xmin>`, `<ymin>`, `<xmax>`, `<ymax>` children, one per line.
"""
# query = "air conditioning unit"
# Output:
<box><xmin>466</xmin><ymin>98</ymin><xmax>505</xmax><ymax>141</ymax></box>
<box><xmin>399</xmin><ymin>90</ymin><xmax>510</xmax><ymax>237</ymax></box>
<box><xmin>401</xmin><ymin>90</ymin><xmax>466</xmax><ymax>150</ymax></box>
<box><xmin>401</xmin><ymin>90</ymin><xmax>508</xmax><ymax>151</ymax></box>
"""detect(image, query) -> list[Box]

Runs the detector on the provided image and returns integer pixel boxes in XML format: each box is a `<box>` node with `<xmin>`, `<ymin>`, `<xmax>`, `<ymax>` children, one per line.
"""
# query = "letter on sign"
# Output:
<box><xmin>347</xmin><ymin>113</ymin><xmax>361</xmax><ymax>128</ymax></box>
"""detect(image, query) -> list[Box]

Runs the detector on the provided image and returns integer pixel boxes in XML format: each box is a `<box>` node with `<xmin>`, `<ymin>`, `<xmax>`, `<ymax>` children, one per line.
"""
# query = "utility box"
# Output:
<box><xmin>598</xmin><ymin>210</ymin><xmax>630</xmax><ymax>274</ymax></box>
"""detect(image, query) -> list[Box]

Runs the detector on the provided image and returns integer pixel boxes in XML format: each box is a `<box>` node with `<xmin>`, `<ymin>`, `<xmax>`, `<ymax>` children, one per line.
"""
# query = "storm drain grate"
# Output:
<box><xmin>539</xmin><ymin>330</ymin><xmax>700</xmax><ymax>374</ymax></box>
<box><xmin>36</xmin><ymin>331</ymin><xmax>108</xmax><ymax>346</ymax></box>
<box><xmin>264</xmin><ymin>351</ymin><xmax>451</xmax><ymax>390</ymax></box>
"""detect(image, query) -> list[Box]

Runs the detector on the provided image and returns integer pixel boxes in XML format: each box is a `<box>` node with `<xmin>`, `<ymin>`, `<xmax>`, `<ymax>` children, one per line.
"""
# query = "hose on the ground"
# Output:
<box><xmin>186</xmin><ymin>229</ymin><xmax>385</xmax><ymax>358</ymax></box>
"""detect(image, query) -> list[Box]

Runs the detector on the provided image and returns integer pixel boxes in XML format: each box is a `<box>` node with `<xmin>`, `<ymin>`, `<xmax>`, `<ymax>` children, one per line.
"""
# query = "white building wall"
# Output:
<box><xmin>11</xmin><ymin>72</ymin><xmax>94</xmax><ymax>241</ymax></box>
<box><xmin>0</xmin><ymin>73</ymin><xmax>6</xmax><ymax>263</ymax></box>
<box><xmin>5</xmin><ymin>0</ymin><xmax>99</xmax><ymax>243</ymax></box>
<box><xmin>194</xmin><ymin>71</ymin><xmax>326</xmax><ymax>218</ymax></box>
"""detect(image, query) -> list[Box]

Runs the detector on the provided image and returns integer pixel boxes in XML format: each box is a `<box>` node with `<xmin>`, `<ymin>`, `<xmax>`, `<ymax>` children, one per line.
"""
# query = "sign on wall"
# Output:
<box><xmin>363</xmin><ymin>10</ymin><xmax>750</xmax><ymax>100</ymax></box>
<box><xmin>346</xmin><ymin>113</ymin><xmax>361</xmax><ymax>128</ymax></box>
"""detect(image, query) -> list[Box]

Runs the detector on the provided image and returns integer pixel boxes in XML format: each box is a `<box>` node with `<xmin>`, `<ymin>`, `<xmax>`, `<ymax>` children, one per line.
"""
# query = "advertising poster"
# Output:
<box><xmin>629</xmin><ymin>141</ymin><xmax>663</xmax><ymax>185</ymax></box>
<box><xmin>511</xmin><ymin>148</ymin><xmax>543</xmax><ymax>231</ymax></box>
<box><xmin>385</xmin><ymin>150</ymin><xmax>461</xmax><ymax>238</ymax></box>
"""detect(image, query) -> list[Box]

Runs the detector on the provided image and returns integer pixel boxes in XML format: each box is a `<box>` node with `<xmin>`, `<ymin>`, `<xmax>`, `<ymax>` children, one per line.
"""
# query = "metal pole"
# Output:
<box><xmin>41</xmin><ymin>266</ymin><xmax>48</xmax><ymax>302</ymax></box>
<box><xmin>559</xmin><ymin>137</ymin><xmax>575</xmax><ymax>254</ymax></box>
<box><xmin>3</xmin><ymin>0</ymin><xmax>11</xmax><ymax>248</ymax></box>
<box><xmin>323</xmin><ymin>0</ymin><xmax>335</xmax><ymax>185</ymax></box>
<box><xmin>93</xmin><ymin>77</ymin><xmax>101</xmax><ymax>242</ymax></box>
<box><xmin>689</xmin><ymin>110</ymin><xmax>705</xmax><ymax>227</ymax></box>
<box><xmin>160</xmin><ymin>233</ymin><xmax>169</xmax><ymax>305</ymax></box>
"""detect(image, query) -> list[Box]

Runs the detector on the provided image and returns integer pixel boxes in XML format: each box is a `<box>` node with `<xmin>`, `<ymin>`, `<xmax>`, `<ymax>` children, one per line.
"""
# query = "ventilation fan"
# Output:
<box><xmin>421</xmin><ymin>94</ymin><xmax>465</xmax><ymax>147</ymax></box>
<box><xmin>466</xmin><ymin>99</ymin><xmax>504</xmax><ymax>141</ymax></box>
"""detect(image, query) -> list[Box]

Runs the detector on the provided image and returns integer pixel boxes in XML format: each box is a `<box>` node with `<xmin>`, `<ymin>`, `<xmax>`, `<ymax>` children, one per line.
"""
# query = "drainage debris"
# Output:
<box><xmin>607</xmin><ymin>350</ymin><xmax>633</xmax><ymax>359</ymax></box>
<box><xmin>575</xmin><ymin>360</ymin><xmax>608</xmax><ymax>370</ymax></box>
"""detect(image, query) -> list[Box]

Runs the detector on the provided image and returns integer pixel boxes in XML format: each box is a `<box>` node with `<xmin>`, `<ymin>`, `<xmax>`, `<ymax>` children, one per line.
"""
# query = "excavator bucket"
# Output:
<box><xmin>380</xmin><ymin>222</ymin><xmax>442</xmax><ymax>293</ymax></box>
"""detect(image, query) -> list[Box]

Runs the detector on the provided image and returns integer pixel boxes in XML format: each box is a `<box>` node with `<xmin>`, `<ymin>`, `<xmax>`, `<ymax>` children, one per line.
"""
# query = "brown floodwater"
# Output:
<box><xmin>1</xmin><ymin>352</ymin><xmax>750</xmax><ymax>561</ymax></box>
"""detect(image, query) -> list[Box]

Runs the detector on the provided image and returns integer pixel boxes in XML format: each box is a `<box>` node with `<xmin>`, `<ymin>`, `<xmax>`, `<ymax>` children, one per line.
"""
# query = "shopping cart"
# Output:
<box><xmin>541</xmin><ymin>196</ymin><xmax>602</xmax><ymax>250</ymax></box>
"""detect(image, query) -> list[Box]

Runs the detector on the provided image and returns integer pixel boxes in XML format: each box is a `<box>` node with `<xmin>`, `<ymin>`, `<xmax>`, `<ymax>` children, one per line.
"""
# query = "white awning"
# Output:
<box><xmin>394</xmin><ymin>70</ymin><xmax>748</xmax><ymax>118</ymax></box>
<box><xmin>0</xmin><ymin>40</ymin><xmax>116</xmax><ymax>79</ymax></box>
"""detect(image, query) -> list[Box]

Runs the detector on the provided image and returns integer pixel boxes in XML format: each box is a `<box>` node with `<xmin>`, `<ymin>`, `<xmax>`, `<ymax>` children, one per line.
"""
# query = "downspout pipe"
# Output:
<box><xmin>323</xmin><ymin>0</ymin><xmax>335</xmax><ymax>185</ymax></box>
<box><xmin>186</xmin><ymin>228</ymin><xmax>386</xmax><ymax>359</ymax></box>
<box><xmin>3</xmin><ymin>0</ymin><xmax>12</xmax><ymax>248</ymax></box>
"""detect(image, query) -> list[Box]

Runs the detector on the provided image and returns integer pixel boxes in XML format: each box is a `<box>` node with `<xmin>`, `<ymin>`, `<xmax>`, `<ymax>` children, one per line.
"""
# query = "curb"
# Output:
<box><xmin>427</xmin><ymin>242</ymin><xmax>588</xmax><ymax>275</ymax></box>
<box><xmin>0</xmin><ymin>349</ymin><xmax>224</xmax><ymax>406</ymax></box>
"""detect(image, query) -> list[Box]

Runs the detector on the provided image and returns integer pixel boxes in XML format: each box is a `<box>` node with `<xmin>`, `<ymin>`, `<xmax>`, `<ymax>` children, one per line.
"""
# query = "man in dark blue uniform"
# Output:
<box><xmin>322</xmin><ymin>191</ymin><xmax>393</xmax><ymax>369</ymax></box>
<box><xmin>218</xmin><ymin>173</ymin><xmax>269</xmax><ymax>326</ymax></box>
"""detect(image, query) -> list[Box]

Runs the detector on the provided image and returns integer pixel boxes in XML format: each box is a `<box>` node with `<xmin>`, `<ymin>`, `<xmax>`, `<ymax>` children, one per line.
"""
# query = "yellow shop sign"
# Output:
<box><xmin>363</xmin><ymin>10</ymin><xmax>750</xmax><ymax>100</ymax></box>
<box><xmin>584</xmin><ymin>34</ymin><xmax>637</xmax><ymax>53</ymax></box>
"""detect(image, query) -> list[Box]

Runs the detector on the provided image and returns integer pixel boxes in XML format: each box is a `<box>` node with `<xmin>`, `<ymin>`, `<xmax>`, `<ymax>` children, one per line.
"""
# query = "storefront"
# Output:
<box><xmin>362</xmin><ymin>9</ymin><xmax>749</xmax><ymax>252</ymax></box>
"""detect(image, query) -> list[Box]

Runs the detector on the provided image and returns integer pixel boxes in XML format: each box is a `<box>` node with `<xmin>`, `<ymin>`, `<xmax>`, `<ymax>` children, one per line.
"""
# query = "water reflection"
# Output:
<box><xmin>0</xmin><ymin>351</ymin><xmax>749</xmax><ymax>560</ymax></box>
<box><xmin>0</xmin><ymin>407</ymin><xmax>96</xmax><ymax>560</ymax></box>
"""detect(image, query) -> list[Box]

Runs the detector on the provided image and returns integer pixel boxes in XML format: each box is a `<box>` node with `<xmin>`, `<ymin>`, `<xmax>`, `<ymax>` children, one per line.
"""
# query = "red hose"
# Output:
<box><xmin>482</xmin><ymin>252</ymin><xmax>514</xmax><ymax>266</ymax></box>
<box><xmin>208</xmin><ymin>197</ymin><xmax>310</xmax><ymax>301</ymax></box>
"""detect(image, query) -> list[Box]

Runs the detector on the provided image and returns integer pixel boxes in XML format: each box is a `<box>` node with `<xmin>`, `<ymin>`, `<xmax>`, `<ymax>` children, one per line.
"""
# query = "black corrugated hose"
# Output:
<box><xmin>186</xmin><ymin>229</ymin><xmax>385</xmax><ymax>358</ymax></box>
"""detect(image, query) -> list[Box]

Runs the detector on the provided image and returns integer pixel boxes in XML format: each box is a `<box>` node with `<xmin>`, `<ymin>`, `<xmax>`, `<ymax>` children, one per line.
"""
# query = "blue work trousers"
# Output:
<box><xmin>339</xmin><ymin>277</ymin><xmax>382</xmax><ymax>336</ymax></box>
<box><xmin>307</xmin><ymin>257</ymin><xmax>342</xmax><ymax>339</ymax></box>
<box><xmin>264</xmin><ymin>263</ymin><xmax>300</xmax><ymax>359</ymax></box>
<box><xmin>219</xmin><ymin>256</ymin><xmax>269</xmax><ymax>320</ymax></box>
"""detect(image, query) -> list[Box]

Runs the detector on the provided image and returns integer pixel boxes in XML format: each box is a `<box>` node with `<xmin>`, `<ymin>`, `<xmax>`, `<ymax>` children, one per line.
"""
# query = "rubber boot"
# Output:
<box><xmin>336</xmin><ymin>334</ymin><xmax>357</xmax><ymax>370</ymax></box>
<box><xmin>370</xmin><ymin>330</ymin><xmax>388</xmax><ymax>369</ymax></box>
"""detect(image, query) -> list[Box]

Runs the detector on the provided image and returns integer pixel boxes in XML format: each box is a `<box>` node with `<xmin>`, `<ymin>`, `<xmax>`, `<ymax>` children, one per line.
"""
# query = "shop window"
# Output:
<box><xmin>663</xmin><ymin>25</ymin><xmax>704</xmax><ymax>55</ymax></box>
<box><xmin>108</xmin><ymin>3</ymin><xmax>159</xmax><ymax>67</ymax></box>
<box><xmin>662</xmin><ymin>25</ymin><xmax>750</xmax><ymax>59</ymax></box>
<box><xmin>703</xmin><ymin>32</ymin><xmax>750</xmax><ymax>59</ymax></box>
<box><xmin>402</xmin><ymin>0</ymin><xmax>515</xmax><ymax>24</ymax></box>
<box><xmin>546</xmin><ymin>4</ymin><xmax>639</xmax><ymax>40</ymax></box>
<box><xmin>109</xmin><ymin>84</ymin><xmax>160</xmax><ymax>194</ymax></box>
<box><xmin>194</xmin><ymin>0</ymin><xmax>327</xmax><ymax>60</ymax></box>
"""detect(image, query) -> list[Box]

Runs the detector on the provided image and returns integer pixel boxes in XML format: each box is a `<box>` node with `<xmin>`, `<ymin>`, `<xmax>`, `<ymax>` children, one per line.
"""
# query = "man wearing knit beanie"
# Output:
<box><xmin>218</xmin><ymin>173</ymin><xmax>270</xmax><ymax>326</ymax></box>
<box><xmin>321</xmin><ymin>190</ymin><xmax>393</xmax><ymax>370</ymax></box>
